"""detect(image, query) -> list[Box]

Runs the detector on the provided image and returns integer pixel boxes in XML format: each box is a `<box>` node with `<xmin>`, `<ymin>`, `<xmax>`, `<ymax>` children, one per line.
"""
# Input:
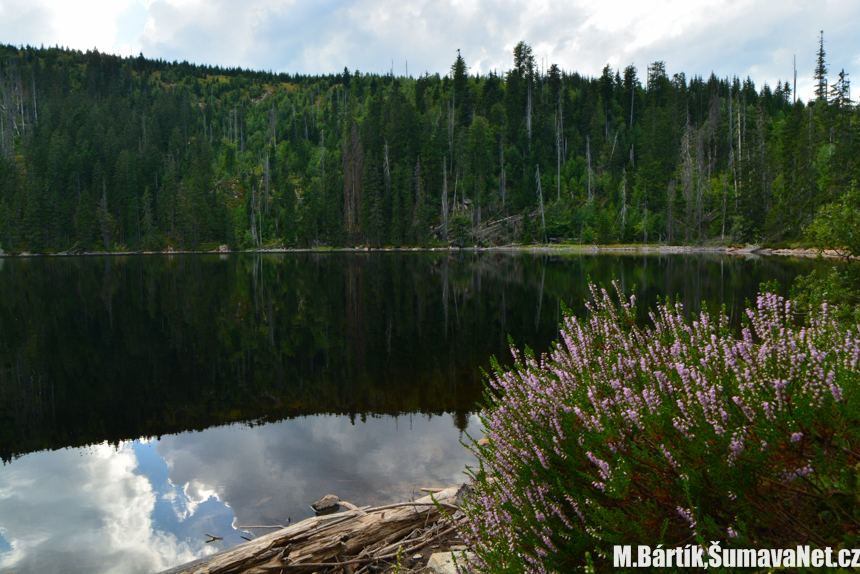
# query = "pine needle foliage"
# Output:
<box><xmin>0</xmin><ymin>39</ymin><xmax>857</xmax><ymax>251</ymax></box>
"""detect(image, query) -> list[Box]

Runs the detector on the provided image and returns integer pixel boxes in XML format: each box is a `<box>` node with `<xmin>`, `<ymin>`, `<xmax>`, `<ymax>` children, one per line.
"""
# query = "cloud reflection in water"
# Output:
<box><xmin>0</xmin><ymin>441</ymin><xmax>222</xmax><ymax>574</ymax></box>
<box><xmin>158</xmin><ymin>413</ymin><xmax>481</xmax><ymax>532</ymax></box>
<box><xmin>0</xmin><ymin>412</ymin><xmax>478</xmax><ymax>573</ymax></box>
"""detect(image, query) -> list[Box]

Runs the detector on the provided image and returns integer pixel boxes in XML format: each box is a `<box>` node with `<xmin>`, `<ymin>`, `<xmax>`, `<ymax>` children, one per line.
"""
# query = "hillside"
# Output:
<box><xmin>0</xmin><ymin>40</ymin><xmax>856</xmax><ymax>252</ymax></box>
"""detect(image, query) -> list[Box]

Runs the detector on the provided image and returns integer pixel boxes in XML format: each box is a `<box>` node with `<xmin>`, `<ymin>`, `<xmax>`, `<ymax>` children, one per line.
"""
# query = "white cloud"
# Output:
<box><xmin>1</xmin><ymin>0</ymin><xmax>858</xmax><ymax>100</ymax></box>
<box><xmin>0</xmin><ymin>0</ymin><xmax>131</xmax><ymax>53</ymax></box>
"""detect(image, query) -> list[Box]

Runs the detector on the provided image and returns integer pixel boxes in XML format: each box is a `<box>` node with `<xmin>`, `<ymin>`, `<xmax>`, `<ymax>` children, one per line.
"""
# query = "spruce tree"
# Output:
<box><xmin>451</xmin><ymin>49</ymin><xmax>470</xmax><ymax>123</ymax></box>
<box><xmin>814</xmin><ymin>30</ymin><xmax>828</xmax><ymax>102</ymax></box>
<box><xmin>451</xmin><ymin>50</ymin><xmax>467</xmax><ymax>95</ymax></box>
<box><xmin>512</xmin><ymin>41</ymin><xmax>535</xmax><ymax>77</ymax></box>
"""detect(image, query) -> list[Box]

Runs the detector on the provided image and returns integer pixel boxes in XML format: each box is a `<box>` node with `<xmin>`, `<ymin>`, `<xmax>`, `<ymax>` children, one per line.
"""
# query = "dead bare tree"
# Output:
<box><xmin>586</xmin><ymin>134</ymin><xmax>593</xmax><ymax>201</ymax></box>
<box><xmin>265</xmin><ymin>152</ymin><xmax>270</xmax><ymax>214</ymax></box>
<box><xmin>319</xmin><ymin>130</ymin><xmax>324</xmax><ymax>211</ymax></box>
<box><xmin>441</xmin><ymin>157</ymin><xmax>448</xmax><ymax>241</ymax></box>
<box><xmin>499</xmin><ymin>132</ymin><xmax>506</xmax><ymax>208</ymax></box>
<box><xmin>526</xmin><ymin>80</ymin><xmax>533</xmax><ymax>153</ymax></box>
<box><xmin>536</xmin><ymin>164</ymin><xmax>546</xmax><ymax>241</ymax></box>
<box><xmin>615</xmin><ymin>168</ymin><xmax>628</xmax><ymax>236</ymax></box>
<box><xmin>556</xmin><ymin>111</ymin><xmax>561</xmax><ymax>200</ymax></box>
<box><xmin>342</xmin><ymin>121</ymin><xmax>364</xmax><ymax>235</ymax></box>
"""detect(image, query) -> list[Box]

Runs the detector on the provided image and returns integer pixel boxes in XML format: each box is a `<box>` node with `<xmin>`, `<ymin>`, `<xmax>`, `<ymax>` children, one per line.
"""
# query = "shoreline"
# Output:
<box><xmin>0</xmin><ymin>244</ymin><xmax>854</xmax><ymax>260</ymax></box>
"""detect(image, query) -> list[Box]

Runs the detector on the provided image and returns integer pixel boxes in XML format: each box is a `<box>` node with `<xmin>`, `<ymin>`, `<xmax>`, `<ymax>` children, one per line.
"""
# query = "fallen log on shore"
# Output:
<box><xmin>159</xmin><ymin>485</ymin><xmax>467</xmax><ymax>574</ymax></box>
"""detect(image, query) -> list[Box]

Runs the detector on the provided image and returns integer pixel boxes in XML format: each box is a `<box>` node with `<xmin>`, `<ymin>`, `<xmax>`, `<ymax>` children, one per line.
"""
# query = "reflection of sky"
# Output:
<box><xmin>0</xmin><ymin>413</ymin><xmax>479</xmax><ymax>573</ymax></box>
<box><xmin>158</xmin><ymin>413</ymin><xmax>481</xmax><ymax>531</ymax></box>
<box><xmin>132</xmin><ymin>441</ymin><xmax>248</xmax><ymax>548</ymax></box>
<box><xmin>0</xmin><ymin>441</ymin><xmax>229</xmax><ymax>574</ymax></box>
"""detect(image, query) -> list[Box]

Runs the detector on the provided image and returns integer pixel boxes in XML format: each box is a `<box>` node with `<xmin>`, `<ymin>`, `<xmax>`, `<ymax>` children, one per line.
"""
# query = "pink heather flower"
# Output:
<box><xmin>660</xmin><ymin>444</ymin><xmax>679</xmax><ymax>469</ymax></box>
<box><xmin>677</xmin><ymin>506</ymin><xmax>697</xmax><ymax>529</ymax></box>
<box><xmin>727</xmin><ymin>433</ymin><xmax>744</xmax><ymax>466</ymax></box>
<box><xmin>460</xmin><ymin>283</ymin><xmax>860</xmax><ymax>574</ymax></box>
<box><xmin>585</xmin><ymin>451</ymin><xmax>612</xmax><ymax>481</ymax></box>
<box><xmin>781</xmin><ymin>465</ymin><xmax>814</xmax><ymax>482</ymax></box>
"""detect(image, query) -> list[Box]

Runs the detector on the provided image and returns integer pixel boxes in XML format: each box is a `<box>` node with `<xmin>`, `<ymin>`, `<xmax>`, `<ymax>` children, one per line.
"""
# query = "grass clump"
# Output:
<box><xmin>459</xmin><ymin>282</ymin><xmax>860</xmax><ymax>573</ymax></box>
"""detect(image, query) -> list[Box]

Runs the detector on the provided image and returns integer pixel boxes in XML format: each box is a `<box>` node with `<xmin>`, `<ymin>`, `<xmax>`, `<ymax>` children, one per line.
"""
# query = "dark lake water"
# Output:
<box><xmin>0</xmin><ymin>251</ymin><xmax>828</xmax><ymax>573</ymax></box>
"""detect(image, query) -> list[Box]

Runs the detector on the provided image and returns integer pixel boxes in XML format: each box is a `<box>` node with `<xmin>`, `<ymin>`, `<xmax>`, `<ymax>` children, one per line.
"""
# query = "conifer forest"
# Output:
<box><xmin>0</xmin><ymin>37</ymin><xmax>856</xmax><ymax>252</ymax></box>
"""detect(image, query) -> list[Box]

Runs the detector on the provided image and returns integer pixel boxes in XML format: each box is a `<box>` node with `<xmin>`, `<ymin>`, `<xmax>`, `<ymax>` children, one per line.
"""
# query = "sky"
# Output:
<box><xmin>0</xmin><ymin>0</ymin><xmax>858</xmax><ymax>101</ymax></box>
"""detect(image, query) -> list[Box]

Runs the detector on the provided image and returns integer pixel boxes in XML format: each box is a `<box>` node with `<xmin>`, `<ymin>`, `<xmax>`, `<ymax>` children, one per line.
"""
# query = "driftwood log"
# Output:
<box><xmin>159</xmin><ymin>485</ymin><xmax>467</xmax><ymax>574</ymax></box>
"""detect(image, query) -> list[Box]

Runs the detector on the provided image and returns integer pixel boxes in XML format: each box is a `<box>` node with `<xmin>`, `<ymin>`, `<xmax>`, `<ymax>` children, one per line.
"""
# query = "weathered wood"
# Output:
<box><xmin>160</xmin><ymin>486</ymin><xmax>463</xmax><ymax>574</ymax></box>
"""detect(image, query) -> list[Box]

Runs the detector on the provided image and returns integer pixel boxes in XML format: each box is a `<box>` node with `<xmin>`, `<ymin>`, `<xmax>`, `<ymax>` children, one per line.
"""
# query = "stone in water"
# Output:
<box><xmin>311</xmin><ymin>494</ymin><xmax>340</xmax><ymax>514</ymax></box>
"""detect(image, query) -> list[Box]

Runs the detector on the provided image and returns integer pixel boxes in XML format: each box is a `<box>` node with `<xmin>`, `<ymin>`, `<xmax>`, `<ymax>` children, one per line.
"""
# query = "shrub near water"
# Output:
<box><xmin>459</xmin><ymin>283</ymin><xmax>860</xmax><ymax>573</ymax></box>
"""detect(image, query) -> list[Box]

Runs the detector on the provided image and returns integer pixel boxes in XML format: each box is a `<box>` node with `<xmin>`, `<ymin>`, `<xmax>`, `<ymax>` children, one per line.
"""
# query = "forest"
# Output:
<box><xmin>0</xmin><ymin>37</ymin><xmax>856</xmax><ymax>252</ymax></box>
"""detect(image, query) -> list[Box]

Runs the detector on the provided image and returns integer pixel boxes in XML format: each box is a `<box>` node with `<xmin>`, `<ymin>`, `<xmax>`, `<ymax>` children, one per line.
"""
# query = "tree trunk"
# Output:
<box><xmin>158</xmin><ymin>486</ymin><xmax>465</xmax><ymax>574</ymax></box>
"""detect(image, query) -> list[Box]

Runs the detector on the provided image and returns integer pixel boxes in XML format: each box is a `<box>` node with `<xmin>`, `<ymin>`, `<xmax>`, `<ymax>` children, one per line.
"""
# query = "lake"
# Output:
<box><xmin>0</xmin><ymin>251</ymin><xmax>827</xmax><ymax>573</ymax></box>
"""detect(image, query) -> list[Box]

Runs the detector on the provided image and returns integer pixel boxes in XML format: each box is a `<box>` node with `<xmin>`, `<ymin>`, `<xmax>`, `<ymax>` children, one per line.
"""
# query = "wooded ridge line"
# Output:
<box><xmin>0</xmin><ymin>35</ymin><xmax>856</xmax><ymax>255</ymax></box>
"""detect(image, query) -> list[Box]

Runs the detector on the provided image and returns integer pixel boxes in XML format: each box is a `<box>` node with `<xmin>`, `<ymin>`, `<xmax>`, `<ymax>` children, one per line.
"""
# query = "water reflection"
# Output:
<box><xmin>0</xmin><ymin>253</ymin><xmax>826</xmax><ymax>462</ymax></box>
<box><xmin>158</xmin><ymin>413</ymin><xmax>481</xmax><ymax>531</ymax></box>
<box><xmin>0</xmin><ymin>441</ymin><xmax>222</xmax><ymax>574</ymax></box>
<box><xmin>0</xmin><ymin>252</ymin><xmax>830</xmax><ymax>572</ymax></box>
<box><xmin>0</xmin><ymin>413</ymin><xmax>479</xmax><ymax>574</ymax></box>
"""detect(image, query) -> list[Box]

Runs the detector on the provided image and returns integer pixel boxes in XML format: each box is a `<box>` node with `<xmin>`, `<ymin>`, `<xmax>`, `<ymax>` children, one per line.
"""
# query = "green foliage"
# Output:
<box><xmin>543</xmin><ymin>199</ymin><xmax>574</xmax><ymax>238</ymax></box>
<box><xmin>806</xmin><ymin>181</ymin><xmax>860</xmax><ymax>258</ymax></box>
<box><xmin>76</xmin><ymin>189</ymin><xmax>98</xmax><ymax>249</ymax></box>
<box><xmin>521</xmin><ymin>210</ymin><xmax>533</xmax><ymax>245</ymax></box>
<box><xmin>791</xmin><ymin>267</ymin><xmax>860</xmax><ymax>325</ymax></box>
<box><xmin>0</xmin><ymin>39</ymin><xmax>856</xmax><ymax>253</ymax></box>
<box><xmin>450</xmin><ymin>213</ymin><xmax>471</xmax><ymax>246</ymax></box>
<box><xmin>459</xmin><ymin>282</ymin><xmax>860</xmax><ymax>572</ymax></box>
<box><xmin>0</xmin><ymin>198</ymin><xmax>9</xmax><ymax>251</ymax></box>
<box><xmin>796</xmin><ymin>182</ymin><xmax>860</xmax><ymax>325</ymax></box>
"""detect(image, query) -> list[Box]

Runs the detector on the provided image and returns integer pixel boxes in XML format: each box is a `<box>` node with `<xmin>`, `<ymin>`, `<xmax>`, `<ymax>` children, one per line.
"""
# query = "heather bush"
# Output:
<box><xmin>791</xmin><ymin>267</ymin><xmax>860</xmax><ymax>325</ymax></box>
<box><xmin>458</xmin><ymin>282</ymin><xmax>860</xmax><ymax>573</ymax></box>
